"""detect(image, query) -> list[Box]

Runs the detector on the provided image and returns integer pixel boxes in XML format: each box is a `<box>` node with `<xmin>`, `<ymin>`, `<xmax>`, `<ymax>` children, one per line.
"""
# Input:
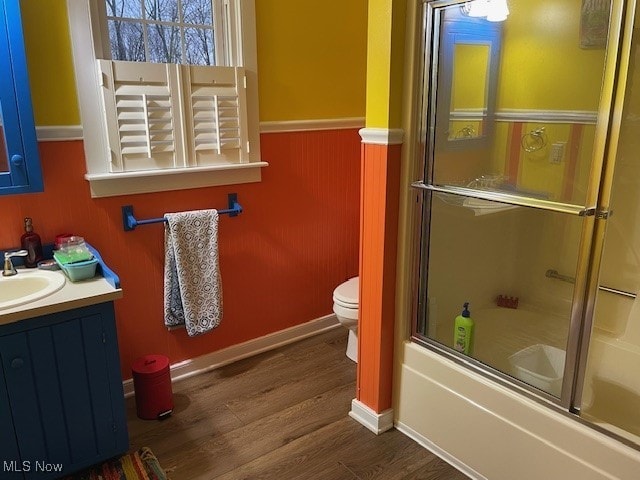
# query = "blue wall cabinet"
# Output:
<box><xmin>0</xmin><ymin>0</ymin><xmax>43</xmax><ymax>194</ymax></box>
<box><xmin>0</xmin><ymin>303</ymin><xmax>128</xmax><ymax>479</ymax></box>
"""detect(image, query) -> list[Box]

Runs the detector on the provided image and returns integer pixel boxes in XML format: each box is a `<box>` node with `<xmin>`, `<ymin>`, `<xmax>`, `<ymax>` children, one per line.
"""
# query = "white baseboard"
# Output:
<box><xmin>395</xmin><ymin>421</ymin><xmax>486</xmax><ymax>480</ymax></box>
<box><xmin>123</xmin><ymin>314</ymin><xmax>340</xmax><ymax>397</ymax></box>
<box><xmin>348</xmin><ymin>399</ymin><xmax>394</xmax><ymax>434</ymax></box>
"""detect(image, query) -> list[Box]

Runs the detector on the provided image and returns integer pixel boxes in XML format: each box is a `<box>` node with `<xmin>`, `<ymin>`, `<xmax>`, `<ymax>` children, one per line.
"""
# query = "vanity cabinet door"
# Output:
<box><xmin>0</xmin><ymin>369</ymin><xmax>23</xmax><ymax>479</ymax></box>
<box><xmin>0</xmin><ymin>304</ymin><xmax>128</xmax><ymax>479</ymax></box>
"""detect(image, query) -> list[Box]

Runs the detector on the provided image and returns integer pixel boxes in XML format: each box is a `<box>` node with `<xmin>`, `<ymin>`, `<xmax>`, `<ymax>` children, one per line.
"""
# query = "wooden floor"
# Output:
<box><xmin>127</xmin><ymin>328</ymin><xmax>469</xmax><ymax>480</ymax></box>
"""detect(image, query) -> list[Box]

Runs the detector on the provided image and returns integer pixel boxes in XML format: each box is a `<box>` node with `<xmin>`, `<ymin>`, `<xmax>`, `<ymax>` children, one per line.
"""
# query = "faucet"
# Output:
<box><xmin>3</xmin><ymin>250</ymin><xmax>28</xmax><ymax>277</ymax></box>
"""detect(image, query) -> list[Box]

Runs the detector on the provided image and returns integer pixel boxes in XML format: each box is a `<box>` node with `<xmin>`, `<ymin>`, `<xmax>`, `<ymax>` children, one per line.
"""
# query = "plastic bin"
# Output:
<box><xmin>508</xmin><ymin>344</ymin><xmax>566</xmax><ymax>397</ymax></box>
<box><xmin>55</xmin><ymin>257</ymin><xmax>99</xmax><ymax>282</ymax></box>
<box><xmin>132</xmin><ymin>354</ymin><xmax>174</xmax><ymax>420</ymax></box>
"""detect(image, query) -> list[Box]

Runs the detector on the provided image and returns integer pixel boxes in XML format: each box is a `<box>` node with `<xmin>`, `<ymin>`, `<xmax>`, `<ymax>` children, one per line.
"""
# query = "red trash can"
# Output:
<box><xmin>132</xmin><ymin>354</ymin><xmax>174</xmax><ymax>420</ymax></box>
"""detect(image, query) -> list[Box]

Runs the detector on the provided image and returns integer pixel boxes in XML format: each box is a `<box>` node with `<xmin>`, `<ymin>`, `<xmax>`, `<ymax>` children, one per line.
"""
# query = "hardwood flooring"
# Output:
<box><xmin>126</xmin><ymin>328</ymin><xmax>469</xmax><ymax>480</ymax></box>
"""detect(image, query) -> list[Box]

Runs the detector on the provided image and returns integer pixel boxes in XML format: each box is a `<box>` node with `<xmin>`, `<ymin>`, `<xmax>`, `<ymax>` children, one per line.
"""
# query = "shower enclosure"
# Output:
<box><xmin>411</xmin><ymin>0</ymin><xmax>640</xmax><ymax>445</ymax></box>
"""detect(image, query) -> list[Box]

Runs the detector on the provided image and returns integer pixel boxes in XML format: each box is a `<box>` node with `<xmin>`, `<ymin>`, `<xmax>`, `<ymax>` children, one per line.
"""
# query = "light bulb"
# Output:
<box><xmin>486</xmin><ymin>0</ymin><xmax>509</xmax><ymax>22</ymax></box>
<box><xmin>466</xmin><ymin>0</ymin><xmax>489</xmax><ymax>17</ymax></box>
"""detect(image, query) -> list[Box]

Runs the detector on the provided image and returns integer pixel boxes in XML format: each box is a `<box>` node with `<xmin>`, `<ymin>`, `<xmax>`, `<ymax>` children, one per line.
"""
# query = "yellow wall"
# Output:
<box><xmin>365</xmin><ymin>0</ymin><xmax>406</xmax><ymax>128</ymax></box>
<box><xmin>21</xmin><ymin>0</ymin><xmax>79</xmax><ymax>126</ymax></box>
<box><xmin>20</xmin><ymin>0</ymin><xmax>368</xmax><ymax>126</ymax></box>
<box><xmin>452</xmin><ymin>44</ymin><xmax>490</xmax><ymax>110</ymax></box>
<box><xmin>486</xmin><ymin>0</ymin><xmax>606</xmax><ymax>201</ymax></box>
<box><xmin>497</xmin><ymin>0</ymin><xmax>606</xmax><ymax>111</ymax></box>
<box><xmin>489</xmin><ymin>122</ymin><xmax>596</xmax><ymax>202</ymax></box>
<box><xmin>255</xmin><ymin>0</ymin><xmax>368</xmax><ymax>122</ymax></box>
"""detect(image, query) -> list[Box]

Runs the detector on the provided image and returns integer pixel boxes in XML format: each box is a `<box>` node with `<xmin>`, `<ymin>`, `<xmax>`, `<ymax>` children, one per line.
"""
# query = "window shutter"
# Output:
<box><xmin>183</xmin><ymin>66</ymin><xmax>249</xmax><ymax>166</ymax></box>
<box><xmin>97</xmin><ymin>60</ymin><xmax>184</xmax><ymax>172</ymax></box>
<box><xmin>97</xmin><ymin>61</ymin><xmax>249</xmax><ymax>173</ymax></box>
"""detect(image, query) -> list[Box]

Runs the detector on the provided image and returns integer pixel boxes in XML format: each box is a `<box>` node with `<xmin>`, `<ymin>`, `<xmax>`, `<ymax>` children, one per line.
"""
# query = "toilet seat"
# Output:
<box><xmin>333</xmin><ymin>277</ymin><xmax>359</xmax><ymax>306</ymax></box>
<box><xmin>333</xmin><ymin>302</ymin><xmax>358</xmax><ymax>320</ymax></box>
<box><xmin>333</xmin><ymin>297</ymin><xmax>358</xmax><ymax>309</ymax></box>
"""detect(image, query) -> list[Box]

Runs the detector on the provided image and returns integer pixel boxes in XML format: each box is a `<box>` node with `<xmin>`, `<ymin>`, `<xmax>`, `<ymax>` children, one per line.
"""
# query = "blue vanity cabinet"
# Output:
<box><xmin>0</xmin><ymin>0</ymin><xmax>43</xmax><ymax>194</ymax></box>
<box><xmin>0</xmin><ymin>302</ymin><xmax>128</xmax><ymax>479</ymax></box>
<box><xmin>0</xmin><ymin>371</ymin><xmax>21</xmax><ymax>479</ymax></box>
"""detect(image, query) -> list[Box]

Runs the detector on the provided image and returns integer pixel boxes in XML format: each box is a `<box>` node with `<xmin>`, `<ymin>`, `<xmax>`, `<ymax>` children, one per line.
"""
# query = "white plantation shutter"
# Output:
<box><xmin>184</xmin><ymin>66</ymin><xmax>249</xmax><ymax>166</ymax></box>
<box><xmin>98</xmin><ymin>60</ymin><xmax>249</xmax><ymax>173</ymax></box>
<box><xmin>98</xmin><ymin>60</ymin><xmax>184</xmax><ymax>172</ymax></box>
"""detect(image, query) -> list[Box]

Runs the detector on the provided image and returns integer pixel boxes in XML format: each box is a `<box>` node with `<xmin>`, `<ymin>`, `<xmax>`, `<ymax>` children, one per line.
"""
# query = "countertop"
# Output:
<box><xmin>0</xmin><ymin>268</ymin><xmax>123</xmax><ymax>326</ymax></box>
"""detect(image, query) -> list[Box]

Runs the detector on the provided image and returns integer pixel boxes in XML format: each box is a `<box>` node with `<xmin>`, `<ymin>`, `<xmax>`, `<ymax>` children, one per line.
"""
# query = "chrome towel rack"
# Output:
<box><xmin>122</xmin><ymin>193</ymin><xmax>242</xmax><ymax>232</ymax></box>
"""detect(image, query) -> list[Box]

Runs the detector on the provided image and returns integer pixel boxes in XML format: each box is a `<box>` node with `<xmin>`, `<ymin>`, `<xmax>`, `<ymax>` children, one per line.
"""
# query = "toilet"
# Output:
<box><xmin>332</xmin><ymin>277</ymin><xmax>359</xmax><ymax>362</ymax></box>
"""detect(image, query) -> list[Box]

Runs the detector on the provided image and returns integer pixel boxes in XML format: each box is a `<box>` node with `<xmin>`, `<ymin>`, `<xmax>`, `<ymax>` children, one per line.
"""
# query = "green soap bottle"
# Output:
<box><xmin>453</xmin><ymin>302</ymin><xmax>474</xmax><ymax>355</ymax></box>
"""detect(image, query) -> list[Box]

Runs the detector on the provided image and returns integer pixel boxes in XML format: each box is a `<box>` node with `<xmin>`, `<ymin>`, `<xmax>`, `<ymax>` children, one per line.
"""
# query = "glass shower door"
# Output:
<box><xmin>417</xmin><ymin>198</ymin><xmax>586</xmax><ymax>399</ymax></box>
<box><xmin>578</xmin><ymin>1</ymin><xmax>640</xmax><ymax>441</ymax></box>
<box><xmin>412</xmin><ymin>0</ymin><xmax>625</xmax><ymax>403</ymax></box>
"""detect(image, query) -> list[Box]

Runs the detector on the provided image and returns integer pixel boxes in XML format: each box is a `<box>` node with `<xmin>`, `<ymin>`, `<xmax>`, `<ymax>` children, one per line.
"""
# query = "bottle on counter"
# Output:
<box><xmin>21</xmin><ymin>217</ymin><xmax>44</xmax><ymax>268</ymax></box>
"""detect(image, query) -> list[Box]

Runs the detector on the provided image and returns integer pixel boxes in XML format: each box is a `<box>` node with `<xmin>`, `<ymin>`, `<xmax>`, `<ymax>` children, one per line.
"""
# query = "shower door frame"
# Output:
<box><xmin>408</xmin><ymin>0</ymin><xmax>636</xmax><ymax>413</ymax></box>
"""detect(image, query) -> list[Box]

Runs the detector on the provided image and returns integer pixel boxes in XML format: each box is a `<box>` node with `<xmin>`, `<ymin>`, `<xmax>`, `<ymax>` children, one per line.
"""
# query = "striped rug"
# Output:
<box><xmin>64</xmin><ymin>448</ymin><xmax>167</xmax><ymax>480</ymax></box>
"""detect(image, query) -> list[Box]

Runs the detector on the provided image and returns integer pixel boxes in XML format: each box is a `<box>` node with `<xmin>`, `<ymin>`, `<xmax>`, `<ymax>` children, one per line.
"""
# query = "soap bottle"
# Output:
<box><xmin>21</xmin><ymin>217</ymin><xmax>43</xmax><ymax>268</ymax></box>
<box><xmin>453</xmin><ymin>302</ymin><xmax>474</xmax><ymax>355</ymax></box>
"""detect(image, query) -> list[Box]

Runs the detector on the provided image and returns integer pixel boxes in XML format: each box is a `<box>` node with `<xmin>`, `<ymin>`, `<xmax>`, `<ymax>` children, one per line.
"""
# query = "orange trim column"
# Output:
<box><xmin>357</xmin><ymin>129</ymin><xmax>402</xmax><ymax>415</ymax></box>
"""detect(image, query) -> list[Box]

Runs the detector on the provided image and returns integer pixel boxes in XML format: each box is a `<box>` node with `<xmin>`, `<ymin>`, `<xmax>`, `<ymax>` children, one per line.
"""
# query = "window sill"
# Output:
<box><xmin>85</xmin><ymin>162</ymin><xmax>269</xmax><ymax>198</ymax></box>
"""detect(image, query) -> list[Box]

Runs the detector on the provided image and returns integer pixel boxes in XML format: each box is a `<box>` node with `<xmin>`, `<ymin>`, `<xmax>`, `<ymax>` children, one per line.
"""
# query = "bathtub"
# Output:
<box><xmin>436</xmin><ymin>305</ymin><xmax>640</xmax><ymax>438</ymax></box>
<box><xmin>581</xmin><ymin>333</ymin><xmax>640</xmax><ymax>439</ymax></box>
<box><xmin>428</xmin><ymin>301</ymin><xmax>640</xmax><ymax>444</ymax></box>
<box><xmin>434</xmin><ymin>306</ymin><xmax>569</xmax><ymax>391</ymax></box>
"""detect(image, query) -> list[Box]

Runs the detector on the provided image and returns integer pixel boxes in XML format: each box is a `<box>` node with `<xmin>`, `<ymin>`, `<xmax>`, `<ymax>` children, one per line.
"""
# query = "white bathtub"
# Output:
<box><xmin>435</xmin><ymin>306</ymin><xmax>569</xmax><ymax>391</ymax></box>
<box><xmin>454</xmin><ymin>307</ymin><xmax>640</xmax><ymax>438</ymax></box>
<box><xmin>581</xmin><ymin>333</ymin><xmax>640</xmax><ymax>439</ymax></box>
<box><xmin>433</xmin><ymin>304</ymin><xmax>640</xmax><ymax>439</ymax></box>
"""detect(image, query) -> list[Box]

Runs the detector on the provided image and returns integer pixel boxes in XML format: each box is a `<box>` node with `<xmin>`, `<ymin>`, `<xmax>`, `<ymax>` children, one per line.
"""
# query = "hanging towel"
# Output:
<box><xmin>164</xmin><ymin>209</ymin><xmax>223</xmax><ymax>336</ymax></box>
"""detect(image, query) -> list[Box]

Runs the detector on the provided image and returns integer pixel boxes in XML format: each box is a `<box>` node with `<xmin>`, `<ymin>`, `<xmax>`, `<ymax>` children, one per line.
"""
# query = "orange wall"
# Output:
<box><xmin>357</xmin><ymin>142</ymin><xmax>401</xmax><ymax>411</ymax></box>
<box><xmin>356</xmin><ymin>0</ymin><xmax>407</xmax><ymax>414</ymax></box>
<box><xmin>0</xmin><ymin>129</ymin><xmax>360</xmax><ymax>378</ymax></box>
<box><xmin>2</xmin><ymin>1</ymin><xmax>365</xmax><ymax>382</ymax></box>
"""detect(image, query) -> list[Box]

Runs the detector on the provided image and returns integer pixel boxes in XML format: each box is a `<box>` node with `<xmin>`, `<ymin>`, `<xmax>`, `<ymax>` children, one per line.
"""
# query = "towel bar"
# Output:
<box><xmin>122</xmin><ymin>193</ymin><xmax>242</xmax><ymax>231</ymax></box>
<box><xmin>545</xmin><ymin>268</ymin><xmax>637</xmax><ymax>299</ymax></box>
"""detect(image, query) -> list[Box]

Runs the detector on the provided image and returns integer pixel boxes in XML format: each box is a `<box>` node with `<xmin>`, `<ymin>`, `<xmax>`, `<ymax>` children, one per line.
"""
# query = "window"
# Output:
<box><xmin>104</xmin><ymin>0</ymin><xmax>222</xmax><ymax>65</ymax></box>
<box><xmin>67</xmin><ymin>0</ymin><xmax>265</xmax><ymax>198</ymax></box>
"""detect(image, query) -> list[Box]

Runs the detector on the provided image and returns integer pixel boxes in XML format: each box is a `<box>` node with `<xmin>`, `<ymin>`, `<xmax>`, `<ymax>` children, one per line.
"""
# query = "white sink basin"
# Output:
<box><xmin>0</xmin><ymin>270</ymin><xmax>66</xmax><ymax>311</ymax></box>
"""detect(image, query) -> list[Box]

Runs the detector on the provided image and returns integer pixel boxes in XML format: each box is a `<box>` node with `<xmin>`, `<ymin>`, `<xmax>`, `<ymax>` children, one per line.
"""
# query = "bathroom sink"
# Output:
<box><xmin>0</xmin><ymin>270</ymin><xmax>66</xmax><ymax>311</ymax></box>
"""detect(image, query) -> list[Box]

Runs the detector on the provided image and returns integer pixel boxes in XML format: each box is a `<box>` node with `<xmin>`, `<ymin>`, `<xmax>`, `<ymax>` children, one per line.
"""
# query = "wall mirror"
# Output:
<box><xmin>435</xmin><ymin>7</ymin><xmax>502</xmax><ymax>151</ymax></box>
<box><xmin>425</xmin><ymin>0</ymin><xmax>608</xmax><ymax>205</ymax></box>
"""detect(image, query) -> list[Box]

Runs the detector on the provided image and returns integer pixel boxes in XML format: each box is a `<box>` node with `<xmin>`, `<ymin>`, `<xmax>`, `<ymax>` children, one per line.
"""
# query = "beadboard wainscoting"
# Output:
<box><xmin>0</xmin><ymin>121</ymin><xmax>362</xmax><ymax>381</ymax></box>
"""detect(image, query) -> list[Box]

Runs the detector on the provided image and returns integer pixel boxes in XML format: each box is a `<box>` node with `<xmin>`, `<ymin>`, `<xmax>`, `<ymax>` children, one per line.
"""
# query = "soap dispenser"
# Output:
<box><xmin>453</xmin><ymin>302</ymin><xmax>474</xmax><ymax>355</ymax></box>
<box><xmin>20</xmin><ymin>217</ymin><xmax>43</xmax><ymax>268</ymax></box>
